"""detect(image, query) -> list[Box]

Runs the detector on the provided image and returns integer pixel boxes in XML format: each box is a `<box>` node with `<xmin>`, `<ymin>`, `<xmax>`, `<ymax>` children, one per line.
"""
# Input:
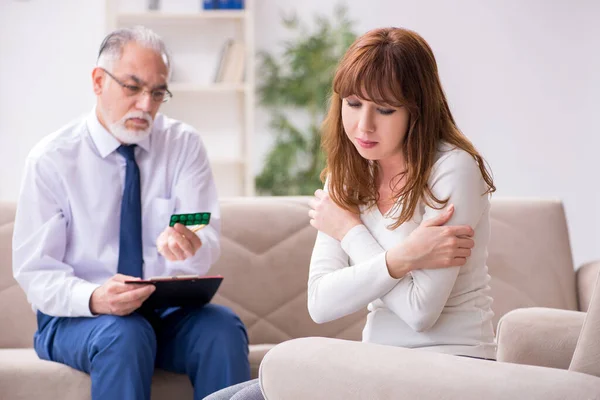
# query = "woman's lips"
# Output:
<box><xmin>356</xmin><ymin>138</ymin><xmax>378</xmax><ymax>149</ymax></box>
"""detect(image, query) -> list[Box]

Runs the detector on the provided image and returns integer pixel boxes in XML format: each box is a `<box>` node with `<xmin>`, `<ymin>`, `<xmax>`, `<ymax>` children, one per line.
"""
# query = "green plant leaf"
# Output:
<box><xmin>256</xmin><ymin>3</ymin><xmax>357</xmax><ymax>195</ymax></box>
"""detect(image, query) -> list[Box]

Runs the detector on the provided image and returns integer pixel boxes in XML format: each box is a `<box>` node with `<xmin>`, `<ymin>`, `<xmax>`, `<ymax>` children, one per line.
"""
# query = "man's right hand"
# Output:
<box><xmin>385</xmin><ymin>205</ymin><xmax>476</xmax><ymax>279</ymax></box>
<box><xmin>89</xmin><ymin>274</ymin><xmax>156</xmax><ymax>316</ymax></box>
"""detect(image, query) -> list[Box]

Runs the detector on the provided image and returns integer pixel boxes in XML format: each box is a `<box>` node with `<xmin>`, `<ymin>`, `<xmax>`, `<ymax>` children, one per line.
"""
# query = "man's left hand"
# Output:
<box><xmin>308</xmin><ymin>189</ymin><xmax>362</xmax><ymax>241</ymax></box>
<box><xmin>156</xmin><ymin>223</ymin><xmax>202</xmax><ymax>261</ymax></box>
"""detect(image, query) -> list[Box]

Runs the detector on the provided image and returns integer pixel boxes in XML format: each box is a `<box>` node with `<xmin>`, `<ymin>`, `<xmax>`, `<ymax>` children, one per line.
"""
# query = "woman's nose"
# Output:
<box><xmin>358</xmin><ymin>110</ymin><xmax>375</xmax><ymax>134</ymax></box>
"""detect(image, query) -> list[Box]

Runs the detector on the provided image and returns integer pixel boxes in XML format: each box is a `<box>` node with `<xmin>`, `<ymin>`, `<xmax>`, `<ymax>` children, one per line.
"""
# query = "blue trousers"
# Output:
<box><xmin>34</xmin><ymin>304</ymin><xmax>251</xmax><ymax>400</ymax></box>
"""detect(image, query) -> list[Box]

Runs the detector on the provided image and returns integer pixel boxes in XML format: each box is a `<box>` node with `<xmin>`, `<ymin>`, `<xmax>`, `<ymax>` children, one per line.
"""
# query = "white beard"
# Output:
<box><xmin>108</xmin><ymin>111</ymin><xmax>154</xmax><ymax>144</ymax></box>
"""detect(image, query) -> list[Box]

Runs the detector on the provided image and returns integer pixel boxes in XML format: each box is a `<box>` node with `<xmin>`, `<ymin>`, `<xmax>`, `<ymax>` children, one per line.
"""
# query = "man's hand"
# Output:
<box><xmin>156</xmin><ymin>223</ymin><xmax>203</xmax><ymax>262</ymax></box>
<box><xmin>89</xmin><ymin>274</ymin><xmax>156</xmax><ymax>316</ymax></box>
<box><xmin>308</xmin><ymin>189</ymin><xmax>362</xmax><ymax>241</ymax></box>
<box><xmin>386</xmin><ymin>205</ymin><xmax>475</xmax><ymax>278</ymax></box>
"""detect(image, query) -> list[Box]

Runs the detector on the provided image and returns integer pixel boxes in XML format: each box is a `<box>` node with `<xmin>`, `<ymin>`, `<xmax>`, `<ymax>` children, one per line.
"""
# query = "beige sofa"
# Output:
<box><xmin>0</xmin><ymin>197</ymin><xmax>599</xmax><ymax>399</ymax></box>
<box><xmin>257</xmin><ymin>198</ymin><xmax>600</xmax><ymax>399</ymax></box>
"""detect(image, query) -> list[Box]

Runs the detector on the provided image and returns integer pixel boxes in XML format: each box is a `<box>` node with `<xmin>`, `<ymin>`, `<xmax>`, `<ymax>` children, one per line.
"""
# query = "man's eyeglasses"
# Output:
<box><xmin>101</xmin><ymin>68</ymin><xmax>172</xmax><ymax>103</ymax></box>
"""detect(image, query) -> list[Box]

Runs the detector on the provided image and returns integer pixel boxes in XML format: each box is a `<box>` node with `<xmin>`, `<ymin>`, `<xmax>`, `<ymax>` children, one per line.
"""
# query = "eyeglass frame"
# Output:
<box><xmin>100</xmin><ymin>67</ymin><xmax>173</xmax><ymax>103</ymax></box>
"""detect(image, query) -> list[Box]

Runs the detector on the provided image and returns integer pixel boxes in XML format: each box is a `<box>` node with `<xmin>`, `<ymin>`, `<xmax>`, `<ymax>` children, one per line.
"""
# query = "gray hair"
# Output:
<box><xmin>97</xmin><ymin>26</ymin><xmax>171</xmax><ymax>75</ymax></box>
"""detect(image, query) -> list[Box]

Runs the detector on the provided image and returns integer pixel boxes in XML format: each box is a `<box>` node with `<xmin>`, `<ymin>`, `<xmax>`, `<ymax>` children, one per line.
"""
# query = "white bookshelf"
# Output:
<box><xmin>105</xmin><ymin>0</ymin><xmax>255</xmax><ymax>197</ymax></box>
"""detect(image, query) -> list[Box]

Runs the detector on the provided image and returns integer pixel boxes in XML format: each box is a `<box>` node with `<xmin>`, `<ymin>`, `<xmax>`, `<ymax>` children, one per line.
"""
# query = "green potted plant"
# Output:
<box><xmin>255</xmin><ymin>5</ymin><xmax>357</xmax><ymax>195</ymax></box>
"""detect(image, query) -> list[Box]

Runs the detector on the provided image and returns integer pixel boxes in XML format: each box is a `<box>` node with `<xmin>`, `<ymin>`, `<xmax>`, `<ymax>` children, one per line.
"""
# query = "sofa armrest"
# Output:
<box><xmin>259</xmin><ymin>337</ymin><xmax>600</xmax><ymax>400</ymax></box>
<box><xmin>577</xmin><ymin>261</ymin><xmax>600</xmax><ymax>311</ymax></box>
<box><xmin>496</xmin><ymin>307</ymin><xmax>584</xmax><ymax>369</ymax></box>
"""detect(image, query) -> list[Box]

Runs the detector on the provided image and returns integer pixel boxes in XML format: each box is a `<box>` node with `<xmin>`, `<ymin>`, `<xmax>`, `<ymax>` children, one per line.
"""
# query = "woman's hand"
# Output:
<box><xmin>308</xmin><ymin>189</ymin><xmax>362</xmax><ymax>241</ymax></box>
<box><xmin>386</xmin><ymin>205</ymin><xmax>475</xmax><ymax>278</ymax></box>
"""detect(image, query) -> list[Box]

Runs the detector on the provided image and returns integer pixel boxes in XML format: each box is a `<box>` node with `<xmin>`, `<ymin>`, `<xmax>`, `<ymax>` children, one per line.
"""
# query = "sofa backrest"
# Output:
<box><xmin>211</xmin><ymin>197</ymin><xmax>367</xmax><ymax>345</ymax></box>
<box><xmin>486</xmin><ymin>198</ymin><xmax>578</xmax><ymax>326</ymax></box>
<box><xmin>0</xmin><ymin>197</ymin><xmax>578</xmax><ymax>348</ymax></box>
<box><xmin>212</xmin><ymin>197</ymin><xmax>579</xmax><ymax>344</ymax></box>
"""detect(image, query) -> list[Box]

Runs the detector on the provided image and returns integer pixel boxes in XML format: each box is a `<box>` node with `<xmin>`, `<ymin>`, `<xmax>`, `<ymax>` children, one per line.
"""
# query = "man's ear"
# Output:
<box><xmin>92</xmin><ymin>67</ymin><xmax>105</xmax><ymax>95</ymax></box>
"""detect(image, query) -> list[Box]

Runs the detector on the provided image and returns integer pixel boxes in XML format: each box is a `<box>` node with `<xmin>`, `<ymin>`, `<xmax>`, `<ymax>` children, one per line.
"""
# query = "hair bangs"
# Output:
<box><xmin>333</xmin><ymin>45</ymin><xmax>406</xmax><ymax>108</ymax></box>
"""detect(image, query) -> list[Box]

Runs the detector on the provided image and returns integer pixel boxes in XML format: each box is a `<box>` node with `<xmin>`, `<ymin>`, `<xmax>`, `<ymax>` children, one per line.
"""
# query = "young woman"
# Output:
<box><xmin>308</xmin><ymin>26</ymin><xmax>496</xmax><ymax>358</ymax></box>
<box><xmin>205</xmin><ymin>26</ymin><xmax>496</xmax><ymax>400</ymax></box>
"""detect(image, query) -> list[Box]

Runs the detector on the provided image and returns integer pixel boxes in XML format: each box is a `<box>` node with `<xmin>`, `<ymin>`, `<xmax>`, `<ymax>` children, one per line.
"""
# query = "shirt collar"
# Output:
<box><xmin>86</xmin><ymin>108</ymin><xmax>151</xmax><ymax>158</ymax></box>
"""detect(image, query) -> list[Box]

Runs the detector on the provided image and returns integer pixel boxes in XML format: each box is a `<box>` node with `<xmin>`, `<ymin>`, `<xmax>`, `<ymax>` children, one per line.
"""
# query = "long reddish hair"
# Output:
<box><xmin>321</xmin><ymin>27</ymin><xmax>495</xmax><ymax>228</ymax></box>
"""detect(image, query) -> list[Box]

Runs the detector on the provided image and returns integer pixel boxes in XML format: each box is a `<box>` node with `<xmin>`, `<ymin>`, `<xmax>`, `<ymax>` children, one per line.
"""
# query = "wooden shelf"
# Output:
<box><xmin>117</xmin><ymin>11</ymin><xmax>246</xmax><ymax>24</ymax></box>
<box><xmin>169</xmin><ymin>83</ymin><xmax>247</xmax><ymax>93</ymax></box>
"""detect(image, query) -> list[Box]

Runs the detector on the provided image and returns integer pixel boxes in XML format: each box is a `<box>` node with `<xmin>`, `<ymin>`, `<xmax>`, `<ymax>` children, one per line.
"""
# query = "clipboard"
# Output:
<box><xmin>126</xmin><ymin>275</ymin><xmax>223</xmax><ymax>309</ymax></box>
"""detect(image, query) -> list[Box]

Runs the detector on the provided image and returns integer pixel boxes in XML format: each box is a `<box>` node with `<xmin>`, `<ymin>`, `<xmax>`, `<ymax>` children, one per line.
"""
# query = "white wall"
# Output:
<box><xmin>255</xmin><ymin>0</ymin><xmax>600</xmax><ymax>269</ymax></box>
<box><xmin>0</xmin><ymin>0</ymin><xmax>106</xmax><ymax>194</ymax></box>
<box><xmin>1</xmin><ymin>0</ymin><xmax>599</xmax><ymax>267</ymax></box>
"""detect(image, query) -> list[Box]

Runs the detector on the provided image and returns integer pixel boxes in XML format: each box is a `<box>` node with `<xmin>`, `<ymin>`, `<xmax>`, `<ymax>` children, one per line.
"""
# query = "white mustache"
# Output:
<box><xmin>123</xmin><ymin>112</ymin><xmax>153</xmax><ymax>125</ymax></box>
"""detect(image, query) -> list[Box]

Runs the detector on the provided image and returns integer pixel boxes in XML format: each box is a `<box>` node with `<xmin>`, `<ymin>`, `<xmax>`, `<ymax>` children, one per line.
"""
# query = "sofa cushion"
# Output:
<box><xmin>569</xmin><ymin>269</ymin><xmax>600</xmax><ymax>377</ymax></box>
<box><xmin>249</xmin><ymin>344</ymin><xmax>274</xmax><ymax>379</ymax></box>
<box><xmin>0</xmin><ymin>348</ymin><xmax>194</xmax><ymax>400</ymax></box>
<box><xmin>0</xmin><ymin>202</ymin><xmax>37</xmax><ymax>348</ymax></box>
<box><xmin>259</xmin><ymin>337</ymin><xmax>600</xmax><ymax>400</ymax></box>
<box><xmin>0</xmin><ymin>345</ymin><xmax>270</xmax><ymax>400</ymax></box>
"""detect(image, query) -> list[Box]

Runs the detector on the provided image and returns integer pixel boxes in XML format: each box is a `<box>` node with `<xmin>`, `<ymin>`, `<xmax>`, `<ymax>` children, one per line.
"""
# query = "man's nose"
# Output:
<box><xmin>135</xmin><ymin>90</ymin><xmax>154</xmax><ymax>111</ymax></box>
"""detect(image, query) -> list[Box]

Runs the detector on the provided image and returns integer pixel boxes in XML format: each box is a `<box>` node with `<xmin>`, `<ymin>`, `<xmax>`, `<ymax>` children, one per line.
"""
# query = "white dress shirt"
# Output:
<box><xmin>13</xmin><ymin>110</ymin><xmax>221</xmax><ymax>318</ymax></box>
<box><xmin>308</xmin><ymin>143</ymin><xmax>496</xmax><ymax>359</ymax></box>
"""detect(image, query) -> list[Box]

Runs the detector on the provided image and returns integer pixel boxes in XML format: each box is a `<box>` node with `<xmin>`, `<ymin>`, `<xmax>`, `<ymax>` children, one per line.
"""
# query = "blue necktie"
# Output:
<box><xmin>117</xmin><ymin>145</ymin><xmax>143</xmax><ymax>278</ymax></box>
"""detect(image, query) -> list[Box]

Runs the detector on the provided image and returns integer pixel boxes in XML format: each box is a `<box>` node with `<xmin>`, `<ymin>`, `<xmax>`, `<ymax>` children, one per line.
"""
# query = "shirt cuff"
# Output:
<box><xmin>71</xmin><ymin>281</ymin><xmax>101</xmax><ymax>317</ymax></box>
<box><xmin>196</xmin><ymin>229</ymin><xmax>205</xmax><ymax>247</ymax></box>
<box><xmin>191</xmin><ymin>229</ymin><xmax>209</xmax><ymax>266</ymax></box>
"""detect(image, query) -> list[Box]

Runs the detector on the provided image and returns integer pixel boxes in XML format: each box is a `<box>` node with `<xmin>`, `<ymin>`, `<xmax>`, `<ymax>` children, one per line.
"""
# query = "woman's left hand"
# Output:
<box><xmin>308</xmin><ymin>189</ymin><xmax>362</xmax><ymax>241</ymax></box>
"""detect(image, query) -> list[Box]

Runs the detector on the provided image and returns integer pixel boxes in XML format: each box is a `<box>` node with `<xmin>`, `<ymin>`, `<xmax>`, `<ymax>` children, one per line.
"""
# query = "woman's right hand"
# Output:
<box><xmin>385</xmin><ymin>205</ymin><xmax>475</xmax><ymax>279</ymax></box>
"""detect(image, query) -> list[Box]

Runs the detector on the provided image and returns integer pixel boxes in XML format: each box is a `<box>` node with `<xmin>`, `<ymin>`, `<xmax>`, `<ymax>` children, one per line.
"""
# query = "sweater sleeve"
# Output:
<box><xmin>341</xmin><ymin>150</ymin><xmax>489</xmax><ymax>332</ymax></box>
<box><xmin>307</xmin><ymin>230</ymin><xmax>399</xmax><ymax>324</ymax></box>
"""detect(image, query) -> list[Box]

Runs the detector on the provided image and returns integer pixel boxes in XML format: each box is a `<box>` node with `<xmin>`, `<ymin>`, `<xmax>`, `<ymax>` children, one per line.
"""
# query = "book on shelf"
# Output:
<box><xmin>203</xmin><ymin>0</ymin><xmax>244</xmax><ymax>9</ymax></box>
<box><xmin>214</xmin><ymin>39</ymin><xmax>245</xmax><ymax>84</ymax></box>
